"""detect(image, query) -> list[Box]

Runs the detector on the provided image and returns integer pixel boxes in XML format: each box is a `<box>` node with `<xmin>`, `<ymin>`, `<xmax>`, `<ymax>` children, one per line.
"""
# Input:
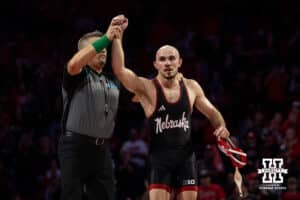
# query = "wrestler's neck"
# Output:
<box><xmin>157</xmin><ymin>74</ymin><xmax>179</xmax><ymax>89</ymax></box>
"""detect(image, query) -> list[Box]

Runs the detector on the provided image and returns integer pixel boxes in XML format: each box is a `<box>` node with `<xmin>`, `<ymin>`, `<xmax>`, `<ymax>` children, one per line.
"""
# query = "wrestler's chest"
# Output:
<box><xmin>163</xmin><ymin>89</ymin><xmax>180</xmax><ymax>103</ymax></box>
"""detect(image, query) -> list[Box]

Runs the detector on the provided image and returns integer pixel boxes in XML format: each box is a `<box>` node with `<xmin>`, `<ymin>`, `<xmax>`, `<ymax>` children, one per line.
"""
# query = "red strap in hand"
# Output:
<box><xmin>217</xmin><ymin>138</ymin><xmax>247</xmax><ymax>168</ymax></box>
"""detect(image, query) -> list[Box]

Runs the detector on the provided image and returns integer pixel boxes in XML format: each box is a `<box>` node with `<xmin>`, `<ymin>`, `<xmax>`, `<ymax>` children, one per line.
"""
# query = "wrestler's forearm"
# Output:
<box><xmin>208</xmin><ymin>109</ymin><xmax>226</xmax><ymax>129</ymax></box>
<box><xmin>112</xmin><ymin>39</ymin><xmax>125</xmax><ymax>74</ymax></box>
<box><xmin>111</xmin><ymin>39</ymin><xmax>145</xmax><ymax>93</ymax></box>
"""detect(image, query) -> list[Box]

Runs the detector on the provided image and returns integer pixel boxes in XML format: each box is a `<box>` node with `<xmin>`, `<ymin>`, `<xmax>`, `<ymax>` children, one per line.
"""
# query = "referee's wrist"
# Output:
<box><xmin>91</xmin><ymin>35</ymin><xmax>111</xmax><ymax>53</ymax></box>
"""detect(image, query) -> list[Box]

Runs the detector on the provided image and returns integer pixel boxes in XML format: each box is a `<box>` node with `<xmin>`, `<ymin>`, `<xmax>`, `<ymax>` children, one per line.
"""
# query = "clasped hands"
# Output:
<box><xmin>105</xmin><ymin>14</ymin><xmax>128</xmax><ymax>40</ymax></box>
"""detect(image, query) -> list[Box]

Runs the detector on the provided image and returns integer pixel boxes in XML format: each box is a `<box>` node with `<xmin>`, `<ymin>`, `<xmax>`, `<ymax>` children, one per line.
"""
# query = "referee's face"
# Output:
<box><xmin>88</xmin><ymin>37</ymin><xmax>107</xmax><ymax>67</ymax></box>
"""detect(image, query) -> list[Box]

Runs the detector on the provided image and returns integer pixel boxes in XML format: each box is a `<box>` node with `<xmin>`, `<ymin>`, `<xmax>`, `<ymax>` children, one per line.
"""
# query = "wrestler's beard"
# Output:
<box><xmin>163</xmin><ymin>71</ymin><xmax>178</xmax><ymax>80</ymax></box>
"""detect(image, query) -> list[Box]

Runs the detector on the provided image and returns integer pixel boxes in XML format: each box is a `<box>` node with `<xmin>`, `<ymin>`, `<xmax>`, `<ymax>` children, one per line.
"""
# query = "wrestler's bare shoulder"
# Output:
<box><xmin>134</xmin><ymin>77</ymin><xmax>156</xmax><ymax>101</ymax></box>
<box><xmin>182</xmin><ymin>77</ymin><xmax>201</xmax><ymax>91</ymax></box>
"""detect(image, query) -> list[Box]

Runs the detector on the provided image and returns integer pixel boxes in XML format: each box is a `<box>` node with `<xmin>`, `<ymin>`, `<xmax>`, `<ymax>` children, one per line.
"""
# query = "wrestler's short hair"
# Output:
<box><xmin>77</xmin><ymin>30</ymin><xmax>103</xmax><ymax>50</ymax></box>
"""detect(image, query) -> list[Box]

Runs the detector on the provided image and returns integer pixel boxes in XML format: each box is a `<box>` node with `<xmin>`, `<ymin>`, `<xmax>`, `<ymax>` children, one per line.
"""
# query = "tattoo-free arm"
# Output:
<box><xmin>191</xmin><ymin>80</ymin><xmax>229</xmax><ymax>138</ymax></box>
<box><xmin>111</xmin><ymin>38</ymin><xmax>146</xmax><ymax>94</ymax></box>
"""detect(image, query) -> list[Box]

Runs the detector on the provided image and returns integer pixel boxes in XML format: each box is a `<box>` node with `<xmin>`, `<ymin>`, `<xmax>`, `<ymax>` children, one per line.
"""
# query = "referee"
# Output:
<box><xmin>58</xmin><ymin>16</ymin><xmax>125</xmax><ymax>200</ymax></box>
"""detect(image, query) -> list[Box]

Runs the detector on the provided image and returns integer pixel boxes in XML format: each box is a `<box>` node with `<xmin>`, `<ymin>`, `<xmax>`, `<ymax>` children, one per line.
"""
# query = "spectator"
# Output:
<box><xmin>282</xmin><ymin>177</ymin><xmax>300</xmax><ymax>200</ymax></box>
<box><xmin>198</xmin><ymin>170</ymin><xmax>226</xmax><ymax>200</ymax></box>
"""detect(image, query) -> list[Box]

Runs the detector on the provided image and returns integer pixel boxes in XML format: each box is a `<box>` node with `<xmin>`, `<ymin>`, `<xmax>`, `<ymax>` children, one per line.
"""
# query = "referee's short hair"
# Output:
<box><xmin>78</xmin><ymin>30</ymin><xmax>103</xmax><ymax>50</ymax></box>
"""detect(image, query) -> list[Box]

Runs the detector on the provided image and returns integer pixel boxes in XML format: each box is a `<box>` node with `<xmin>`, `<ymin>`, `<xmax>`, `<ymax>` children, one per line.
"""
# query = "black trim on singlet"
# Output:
<box><xmin>152</xmin><ymin>78</ymin><xmax>191</xmax><ymax>113</ymax></box>
<box><xmin>155</xmin><ymin>79</ymin><xmax>182</xmax><ymax>105</ymax></box>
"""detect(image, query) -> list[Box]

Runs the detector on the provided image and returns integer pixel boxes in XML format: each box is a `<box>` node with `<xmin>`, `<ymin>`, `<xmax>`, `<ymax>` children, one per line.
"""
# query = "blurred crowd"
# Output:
<box><xmin>1</xmin><ymin>0</ymin><xmax>300</xmax><ymax>200</ymax></box>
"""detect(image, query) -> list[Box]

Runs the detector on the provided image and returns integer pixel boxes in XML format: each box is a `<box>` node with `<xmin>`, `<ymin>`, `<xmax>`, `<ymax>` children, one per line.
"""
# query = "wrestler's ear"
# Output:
<box><xmin>153</xmin><ymin>61</ymin><xmax>159</xmax><ymax>70</ymax></box>
<box><xmin>178</xmin><ymin>58</ymin><xmax>183</xmax><ymax>68</ymax></box>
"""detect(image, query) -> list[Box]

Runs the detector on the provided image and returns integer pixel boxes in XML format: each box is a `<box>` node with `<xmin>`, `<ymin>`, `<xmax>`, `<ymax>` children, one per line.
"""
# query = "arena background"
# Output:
<box><xmin>0</xmin><ymin>0</ymin><xmax>300</xmax><ymax>199</ymax></box>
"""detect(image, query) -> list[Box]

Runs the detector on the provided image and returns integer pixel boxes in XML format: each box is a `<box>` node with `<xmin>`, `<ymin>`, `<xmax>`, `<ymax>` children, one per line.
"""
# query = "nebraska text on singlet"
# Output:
<box><xmin>154</xmin><ymin>112</ymin><xmax>189</xmax><ymax>134</ymax></box>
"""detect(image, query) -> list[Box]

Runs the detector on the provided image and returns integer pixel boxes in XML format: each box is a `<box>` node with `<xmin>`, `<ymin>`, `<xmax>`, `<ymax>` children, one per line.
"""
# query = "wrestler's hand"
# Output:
<box><xmin>213</xmin><ymin>126</ymin><xmax>230</xmax><ymax>139</ymax></box>
<box><xmin>105</xmin><ymin>25</ymin><xmax>122</xmax><ymax>40</ymax></box>
<box><xmin>176</xmin><ymin>72</ymin><xmax>183</xmax><ymax>81</ymax></box>
<box><xmin>120</xmin><ymin>17</ymin><xmax>128</xmax><ymax>31</ymax></box>
<box><xmin>111</xmin><ymin>14</ymin><xmax>128</xmax><ymax>32</ymax></box>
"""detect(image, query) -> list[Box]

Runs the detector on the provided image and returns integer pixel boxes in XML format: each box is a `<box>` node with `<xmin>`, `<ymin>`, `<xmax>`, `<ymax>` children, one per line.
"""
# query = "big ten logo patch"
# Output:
<box><xmin>182</xmin><ymin>179</ymin><xmax>196</xmax><ymax>185</ymax></box>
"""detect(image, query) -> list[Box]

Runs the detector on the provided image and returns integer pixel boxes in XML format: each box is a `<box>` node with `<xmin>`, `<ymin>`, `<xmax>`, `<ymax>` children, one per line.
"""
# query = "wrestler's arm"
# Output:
<box><xmin>189</xmin><ymin>79</ymin><xmax>229</xmax><ymax>138</ymax></box>
<box><xmin>111</xmin><ymin>36</ymin><xmax>148</xmax><ymax>96</ymax></box>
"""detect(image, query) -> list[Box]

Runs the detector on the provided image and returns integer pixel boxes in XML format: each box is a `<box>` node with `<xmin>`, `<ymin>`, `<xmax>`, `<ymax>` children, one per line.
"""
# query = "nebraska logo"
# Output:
<box><xmin>154</xmin><ymin>112</ymin><xmax>189</xmax><ymax>134</ymax></box>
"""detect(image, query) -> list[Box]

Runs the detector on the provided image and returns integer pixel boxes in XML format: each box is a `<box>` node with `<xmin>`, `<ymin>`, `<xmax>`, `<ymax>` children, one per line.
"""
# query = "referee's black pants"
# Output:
<box><xmin>58</xmin><ymin>133</ymin><xmax>115</xmax><ymax>200</ymax></box>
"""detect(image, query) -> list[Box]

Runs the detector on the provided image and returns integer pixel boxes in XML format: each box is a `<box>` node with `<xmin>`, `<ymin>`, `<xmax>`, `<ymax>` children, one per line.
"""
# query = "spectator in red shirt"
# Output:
<box><xmin>282</xmin><ymin>177</ymin><xmax>300</xmax><ymax>200</ymax></box>
<box><xmin>198</xmin><ymin>170</ymin><xmax>226</xmax><ymax>200</ymax></box>
<box><xmin>280</xmin><ymin>104</ymin><xmax>300</xmax><ymax>139</ymax></box>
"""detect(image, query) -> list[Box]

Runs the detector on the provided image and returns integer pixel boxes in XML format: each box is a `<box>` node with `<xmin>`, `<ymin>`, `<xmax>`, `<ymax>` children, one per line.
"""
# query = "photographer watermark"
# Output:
<box><xmin>257</xmin><ymin>158</ymin><xmax>288</xmax><ymax>190</ymax></box>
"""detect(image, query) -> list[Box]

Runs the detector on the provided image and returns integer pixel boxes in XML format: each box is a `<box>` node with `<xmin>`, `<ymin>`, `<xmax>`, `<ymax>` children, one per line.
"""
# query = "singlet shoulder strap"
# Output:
<box><xmin>180</xmin><ymin>78</ymin><xmax>192</xmax><ymax>113</ymax></box>
<box><xmin>152</xmin><ymin>78</ymin><xmax>165</xmax><ymax>105</ymax></box>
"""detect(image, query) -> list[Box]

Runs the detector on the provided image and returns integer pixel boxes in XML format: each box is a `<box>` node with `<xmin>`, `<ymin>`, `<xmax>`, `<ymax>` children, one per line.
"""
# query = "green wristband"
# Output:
<box><xmin>91</xmin><ymin>35</ymin><xmax>111</xmax><ymax>53</ymax></box>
